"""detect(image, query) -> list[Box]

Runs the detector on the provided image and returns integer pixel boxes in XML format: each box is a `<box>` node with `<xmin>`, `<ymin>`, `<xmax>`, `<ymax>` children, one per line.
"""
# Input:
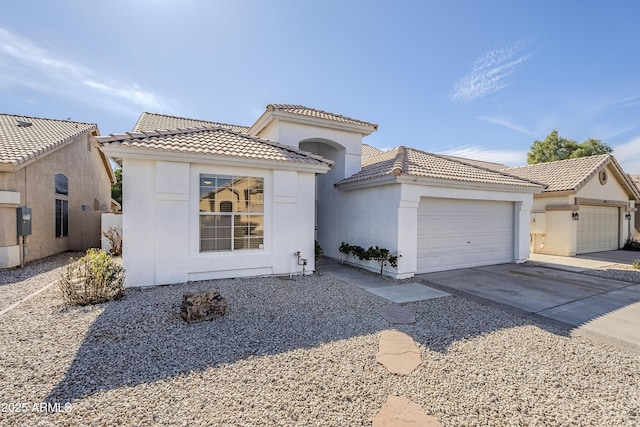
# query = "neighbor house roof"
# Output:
<box><xmin>95</xmin><ymin>127</ymin><xmax>334</xmax><ymax>170</ymax></box>
<box><xmin>133</xmin><ymin>112</ymin><xmax>249</xmax><ymax>133</ymax></box>
<box><xmin>0</xmin><ymin>114</ymin><xmax>100</xmax><ymax>172</ymax></box>
<box><xmin>336</xmin><ymin>146</ymin><xmax>546</xmax><ymax>190</ymax></box>
<box><xmin>439</xmin><ymin>154</ymin><xmax>508</xmax><ymax>170</ymax></box>
<box><xmin>250</xmin><ymin>104</ymin><xmax>378</xmax><ymax>136</ymax></box>
<box><xmin>362</xmin><ymin>144</ymin><xmax>384</xmax><ymax>159</ymax></box>
<box><xmin>502</xmin><ymin>154</ymin><xmax>640</xmax><ymax>199</ymax></box>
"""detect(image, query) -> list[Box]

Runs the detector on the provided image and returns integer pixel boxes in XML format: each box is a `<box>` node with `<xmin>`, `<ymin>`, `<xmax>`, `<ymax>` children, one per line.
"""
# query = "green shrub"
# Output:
<box><xmin>633</xmin><ymin>259</ymin><xmax>640</xmax><ymax>270</ymax></box>
<box><xmin>365</xmin><ymin>246</ymin><xmax>401</xmax><ymax>276</ymax></box>
<box><xmin>59</xmin><ymin>248</ymin><xmax>125</xmax><ymax>306</ymax></box>
<box><xmin>339</xmin><ymin>242</ymin><xmax>401</xmax><ymax>275</ymax></box>
<box><xmin>315</xmin><ymin>240</ymin><xmax>323</xmax><ymax>262</ymax></box>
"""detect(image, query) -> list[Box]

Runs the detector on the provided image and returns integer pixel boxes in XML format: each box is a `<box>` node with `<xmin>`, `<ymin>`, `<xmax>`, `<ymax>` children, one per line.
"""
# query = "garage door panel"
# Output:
<box><xmin>417</xmin><ymin>198</ymin><xmax>514</xmax><ymax>273</ymax></box>
<box><xmin>576</xmin><ymin>205</ymin><xmax>619</xmax><ymax>254</ymax></box>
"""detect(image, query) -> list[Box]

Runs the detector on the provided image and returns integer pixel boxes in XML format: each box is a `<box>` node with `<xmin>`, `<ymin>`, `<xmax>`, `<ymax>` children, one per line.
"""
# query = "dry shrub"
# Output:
<box><xmin>59</xmin><ymin>248</ymin><xmax>125</xmax><ymax>306</ymax></box>
<box><xmin>102</xmin><ymin>227</ymin><xmax>122</xmax><ymax>256</ymax></box>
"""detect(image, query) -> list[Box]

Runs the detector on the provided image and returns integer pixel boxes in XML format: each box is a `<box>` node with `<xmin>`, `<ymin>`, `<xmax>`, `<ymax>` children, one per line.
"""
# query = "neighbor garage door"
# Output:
<box><xmin>576</xmin><ymin>205</ymin><xmax>619</xmax><ymax>254</ymax></box>
<box><xmin>417</xmin><ymin>198</ymin><xmax>514</xmax><ymax>273</ymax></box>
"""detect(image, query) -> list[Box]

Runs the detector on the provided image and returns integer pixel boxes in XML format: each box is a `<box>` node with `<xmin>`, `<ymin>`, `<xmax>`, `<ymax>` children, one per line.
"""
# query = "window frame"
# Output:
<box><xmin>198</xmin><ymin>173</ymin><xmax>265</xmax><ymax>253</ymax></box>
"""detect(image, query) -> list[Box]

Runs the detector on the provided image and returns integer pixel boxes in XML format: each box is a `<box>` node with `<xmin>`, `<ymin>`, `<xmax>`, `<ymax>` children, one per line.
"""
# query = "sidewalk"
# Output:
<box><xmin>316</xmin><ymin>258</ymin><xmax>450</xmax><ymax>303</ymax></box>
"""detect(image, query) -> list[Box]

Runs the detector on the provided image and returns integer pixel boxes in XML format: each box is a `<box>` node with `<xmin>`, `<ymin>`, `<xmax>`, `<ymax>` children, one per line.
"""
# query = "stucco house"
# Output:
<box><xmin>504</xmin><ymin>155</ymin><xmax>639</xmax><ymax>256</ymax></box>
<box><xmin>0</xmin><ymin>114</ymin><xmax>115</xmax><ymax>269</ymax></box>
<box><xmin>97</xmin><ymin>106</ymin><xmax>548</xmax><ymax>286</ymax></box>
<box><xmin>96</xmin><ymin>115</ymin><xmax>333</xmax><ymax>287</ymax></box>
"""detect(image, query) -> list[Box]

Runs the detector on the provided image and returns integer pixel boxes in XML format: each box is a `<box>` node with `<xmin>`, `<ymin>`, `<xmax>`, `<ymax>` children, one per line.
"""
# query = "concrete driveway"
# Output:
<box><xmin>417</xmin><ymin>252</ymin><xmax>640</xmax><ymax>348</ymax></box>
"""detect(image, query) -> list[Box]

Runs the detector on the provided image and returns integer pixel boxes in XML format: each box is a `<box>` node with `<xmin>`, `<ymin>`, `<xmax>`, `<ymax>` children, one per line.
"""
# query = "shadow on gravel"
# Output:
<box><xmin>0</xmin><ymin>252</ymin><xmax>82</xmax><ymax>286</ymax></box>
<box><xmin>45</xmin><ymin>273</ymin><xmax>573</xmax><ymax>405</ymax></box>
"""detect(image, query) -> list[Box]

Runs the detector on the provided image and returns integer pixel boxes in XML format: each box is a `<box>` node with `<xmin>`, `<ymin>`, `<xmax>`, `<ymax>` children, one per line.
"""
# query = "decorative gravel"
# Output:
<box><xmin>1</xmin><ymin>257</ymin><xmax>639</xmax><ymax>426</ymax></box>
<box><xmin>583</xmin><ymin>264</ymin><xmax>640</xmax><ymax>284</ymax></box>
<box><xmin>0</xmin><ymin>252</ymin><xmax>83</xmax><ymax>312</ymax></box>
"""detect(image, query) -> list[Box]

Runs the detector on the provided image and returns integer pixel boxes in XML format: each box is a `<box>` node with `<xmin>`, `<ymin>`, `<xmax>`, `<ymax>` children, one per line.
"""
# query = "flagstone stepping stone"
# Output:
<box><xmin>376</xmin><ymin>329</ymin><xmax>421</xmax><ymax>375</ymax></box>
<box><xmin>372</xmin><ymin>395</ymin><xmax>442</xmax><ymax>427</ymax></box>
<box><xmin>379</xmin><ymin>304</ymin><xmax>416</xmax><ymax>324</ymax></box>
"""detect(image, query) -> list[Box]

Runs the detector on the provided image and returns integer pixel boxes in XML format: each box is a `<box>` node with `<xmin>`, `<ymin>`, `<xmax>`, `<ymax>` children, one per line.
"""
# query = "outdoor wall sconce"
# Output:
<box><xmin>626</xmin><ymin>213</ymin><xmax>632</xmax><ymax>220</ymax></box>
<box><xmin>572</xmin><ymin>212</ymin><xmax>579</xmax><ymax>220</ymax></box>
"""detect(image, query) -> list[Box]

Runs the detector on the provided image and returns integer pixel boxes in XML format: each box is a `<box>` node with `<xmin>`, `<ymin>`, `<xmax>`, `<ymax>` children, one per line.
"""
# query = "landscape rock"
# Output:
<box><xmin>373</xmin><ymin>395</ymin><xmax>442</xmax><ymax>427</ymax></box>
<box><xmin>376</xmin><ymin>329</ymin><xmax>421</xmax><ymax>375</ymax></box>
<box><xmin>379</xmin><ymin>304</ymin><xmax>416</xmax><ymax>324</ymax></box>
<box><xmin>180</xmin><ymin>290</ymin><xmax>227</xmax><ymax>323</ymax></box>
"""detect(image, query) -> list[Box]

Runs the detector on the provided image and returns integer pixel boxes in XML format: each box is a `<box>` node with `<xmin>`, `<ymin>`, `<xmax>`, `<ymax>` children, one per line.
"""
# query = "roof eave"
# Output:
<box><xmin>336</xmin><ymin>174</ymin><xmax>545</xmax><ymax>193</ymax></box>
<box><xmin>98</xmin><ymin>145</ymin><xmax>332</xmax><ymax>174</ymax></box>
<box><xmin>249</xmin><ymin>110</ymin><xmax>377</xmax><ymax>137</ymax></box>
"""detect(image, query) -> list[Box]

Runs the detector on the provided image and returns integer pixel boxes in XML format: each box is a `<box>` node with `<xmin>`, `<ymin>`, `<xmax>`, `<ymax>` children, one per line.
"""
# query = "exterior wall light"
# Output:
<box><xmin>572</xmin><ymin>212</ymin><xmax>579</xmax><ymax>220</ymax></box>
<box><xmin>625</xmin><ymin>213</ymin><xmax>632</xmax><ymax>220</ymax></box>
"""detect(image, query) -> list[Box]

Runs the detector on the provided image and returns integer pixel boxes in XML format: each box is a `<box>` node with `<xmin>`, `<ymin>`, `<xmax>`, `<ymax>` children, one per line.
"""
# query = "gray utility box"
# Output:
<box><xmin>16</xmin><ymin>206</ymin><xmax>32</xmax><ymax>236</ymax></box>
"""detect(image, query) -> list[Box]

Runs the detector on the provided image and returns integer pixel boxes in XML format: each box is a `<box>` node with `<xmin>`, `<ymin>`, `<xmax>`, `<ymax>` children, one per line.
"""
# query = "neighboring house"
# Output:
<box><xmin>504</xmin><ymin>155</ymin><xmax>639</xmax><ymax>256</ymax></box>
<box><xmin>0</xmin><ymin>114</ymin><xmax>115</xmax><ymax>269</ymax></box>
<box><xmin>97</xmin><ymin>105</ymin><xmax>547</xmax><ymax>286</ymax></box>
<box><xmin>631</xmin><ymin>173</ymin><xmax>640</xmax><ymax>239</ymax></box>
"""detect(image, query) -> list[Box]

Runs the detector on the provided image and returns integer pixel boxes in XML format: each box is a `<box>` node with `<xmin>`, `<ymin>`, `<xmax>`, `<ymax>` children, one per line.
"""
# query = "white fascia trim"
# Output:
<box><xmin>100</xmin><ymin>146</ymin><xmax>332</xmax><ymax>174</ymax></box>
<box><xmin>337</xmin><ymin>175</ymin><xmax>545</xmax><ymax>193</ymax></box>
<box><xmin>249</xmin><ymin>111</ymin><xmax>377</xmax><ymax>137</ymax></box>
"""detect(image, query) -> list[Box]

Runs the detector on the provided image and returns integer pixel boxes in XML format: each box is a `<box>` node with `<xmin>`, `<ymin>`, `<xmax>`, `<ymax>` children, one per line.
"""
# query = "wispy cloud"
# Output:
<box><xmin>453</xmin><ymin>41</ymin><xmax>531</xmax><ymax>103</ymax></box>
<box><xmin>477</xmin><ymin>115</ymin><xmax>536</xmax><ymax>137</ymax></box>
<box><xmin>611</xmin><ymin>95</ymin><xmax>640</xmax><ymax>109</ymax></box>
<box><xmin>441</xmin><ymin>145</ymin><xmax>527</xmax><ymax>166</ymax></box>
<box><xmin>0</xmin><ymin>27</ymin><xmax>165</xmax><ymax>114</ymax></box>
<box><xmin>614</xmin><ymin>137</ymin><xmax>640</xmax><ymax>173</ymax></box>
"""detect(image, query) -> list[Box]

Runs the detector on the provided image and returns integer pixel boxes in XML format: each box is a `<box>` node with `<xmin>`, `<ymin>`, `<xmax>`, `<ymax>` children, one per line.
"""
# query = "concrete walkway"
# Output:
<box><xmin>317</xmin><ymin>258</ymin><xmax>450</xmax><ymax>304</ymax></box>
<box><xmin>529</xmin><ymin>250</ymin><xmax>639</xmax><ymax>272</ymax></box>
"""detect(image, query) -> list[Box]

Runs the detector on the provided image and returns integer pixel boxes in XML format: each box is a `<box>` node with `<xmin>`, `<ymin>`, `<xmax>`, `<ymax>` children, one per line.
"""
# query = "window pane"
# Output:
<box><xmin>55</xmin><ymin>173</ymin><xmax>68</xmax><ymax>195</ymax></box>
<box><xmin>200</xmin><ymin>215</ymin><xmax>232</xmax><ymax>252</ymax></box>
<box><xmin>55</xmin><ymin>199</ymin><xmax>68</xmax><ymax>237</ymax></box>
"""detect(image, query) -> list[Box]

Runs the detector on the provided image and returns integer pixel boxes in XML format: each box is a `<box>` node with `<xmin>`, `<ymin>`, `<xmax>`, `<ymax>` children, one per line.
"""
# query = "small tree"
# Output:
<box><xmin>366</xmin><ymin>246</ymin><xmax>400</xmax><ymax>276</ymax></box>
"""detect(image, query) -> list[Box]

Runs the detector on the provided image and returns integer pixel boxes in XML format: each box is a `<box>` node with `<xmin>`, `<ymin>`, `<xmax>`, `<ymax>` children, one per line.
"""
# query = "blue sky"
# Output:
<box><xmin>1</xmin><ymin>1</ymin><xmax>639</xmax><ymax>172</ymax></box>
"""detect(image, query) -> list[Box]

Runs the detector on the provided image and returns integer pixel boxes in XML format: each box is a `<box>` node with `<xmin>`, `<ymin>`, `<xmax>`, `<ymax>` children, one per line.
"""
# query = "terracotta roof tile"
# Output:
<box><xmin>96</xmin><ymin>127</ymin><xmax>333</xmax><ymax>167</ymax></box>
<box><xmin>362</xmin><ymin>144</ymin><xmax>384</xmax><ymax>159</ymax></box>
<box><xmin>133</xmin><ymin>112</ymin><xmax>249</xmax><ymax>133</ymax></box>
<box><xmin>267</xmin><ymin>104</ymin><xmax>378</xmax><ymax>130</ymax></box>
<box><xmin>337</xmin><ymin>146</ymin><xmax>544</xmax><ymax>189</ymax></box>
<box><xmin>502</xmin><ymin>155</ymin><xmax>610</xmax><ymax>192</ymax></box>
<box><xmin>0</xmin><ymin>114</ymin><xmax>97</xmax><ymax>169</ymax></box>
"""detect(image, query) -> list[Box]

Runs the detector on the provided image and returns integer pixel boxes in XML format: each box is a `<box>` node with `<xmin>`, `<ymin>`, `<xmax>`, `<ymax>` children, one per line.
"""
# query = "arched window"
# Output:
<box><xmin>54</xmin><ymin>173</ymin><xmax>68</xmax><ymax>195</ymax></box>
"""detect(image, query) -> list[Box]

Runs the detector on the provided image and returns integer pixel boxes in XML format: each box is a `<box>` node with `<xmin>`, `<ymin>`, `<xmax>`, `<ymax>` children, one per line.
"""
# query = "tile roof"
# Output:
<box><xmin>439</xmin><ymin>154</ymin><xmax>508</xmax><ymax>170</ymax></box>
<box><xmin>502</xmin><ymin>154</ymin><xmax>615</xmax><ymax>192</ymax></box>
<box><xmin>0</xmin><ymin>114</ymin><xmax>97</xmax><ymax>170</ymax></box>
<box><xmin>96</xmin><ymin>127</ymin><xmax>333</xmax><ymax>167</ymax></box>
<box><xmin>133</xmin><ymin>112</ymin><xmax>249</xmax><ymax>133</ymax></box>
<box><xmin>362</xmin><ymin>144</ymin><xmax>384</xmax><ymax>159</ymax></box>
<box><xmin>266</xmin><ymin>104</ymin><xmax>378</xmax><ymax>130</ymax></box>
<box><xmin>631</xmin><ymin>173</ymin><xmax>640</xmax><ymax>184</ymax></box>
<box><xmin>336</xmin><ymin>146</ymin><xmax>545</xmax><ymax>189</ymax></box>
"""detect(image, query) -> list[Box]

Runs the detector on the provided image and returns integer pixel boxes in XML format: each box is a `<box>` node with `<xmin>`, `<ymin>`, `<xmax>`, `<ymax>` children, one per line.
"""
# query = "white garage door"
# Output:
<box><xmin>576</xmin><ymin>205</ymin><xmax>619</xmax><ymax>254</ymax></box>
<box><xmin>417</xmin><ymin>198</ymin><xmax>514</xmax><ymax>273</ymax></box>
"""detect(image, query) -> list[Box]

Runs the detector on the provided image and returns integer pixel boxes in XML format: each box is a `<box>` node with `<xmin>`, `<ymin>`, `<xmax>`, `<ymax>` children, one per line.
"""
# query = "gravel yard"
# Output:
<box><xmin>1</xmin><ymin>255</ymin><xmax>639</xmax><ymax>426</ymax></box>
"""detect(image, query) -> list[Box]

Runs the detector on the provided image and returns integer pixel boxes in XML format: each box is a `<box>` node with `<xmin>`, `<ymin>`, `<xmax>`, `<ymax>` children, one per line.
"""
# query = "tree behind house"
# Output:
<box><xmin>527</xmin><ymin>130</ymin><xmax>613</xmax><ymax>164</ymax></box>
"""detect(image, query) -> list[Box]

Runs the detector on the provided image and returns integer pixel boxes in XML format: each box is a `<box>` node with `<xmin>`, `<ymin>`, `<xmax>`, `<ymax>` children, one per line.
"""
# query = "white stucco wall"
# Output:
<box><xmin>121</xmin><ymin>158</ymin><xmax>317</xmax><ymax>287</ymax></box>
<box><xmin>328</xmin><ymin>181</ymin><xmax>535</xmax><ymax>279</ymax></box>
<box><xmin>256</xmin><ymin>121</ymin><xmax>363</xmax><ymax>179</ymax></box>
